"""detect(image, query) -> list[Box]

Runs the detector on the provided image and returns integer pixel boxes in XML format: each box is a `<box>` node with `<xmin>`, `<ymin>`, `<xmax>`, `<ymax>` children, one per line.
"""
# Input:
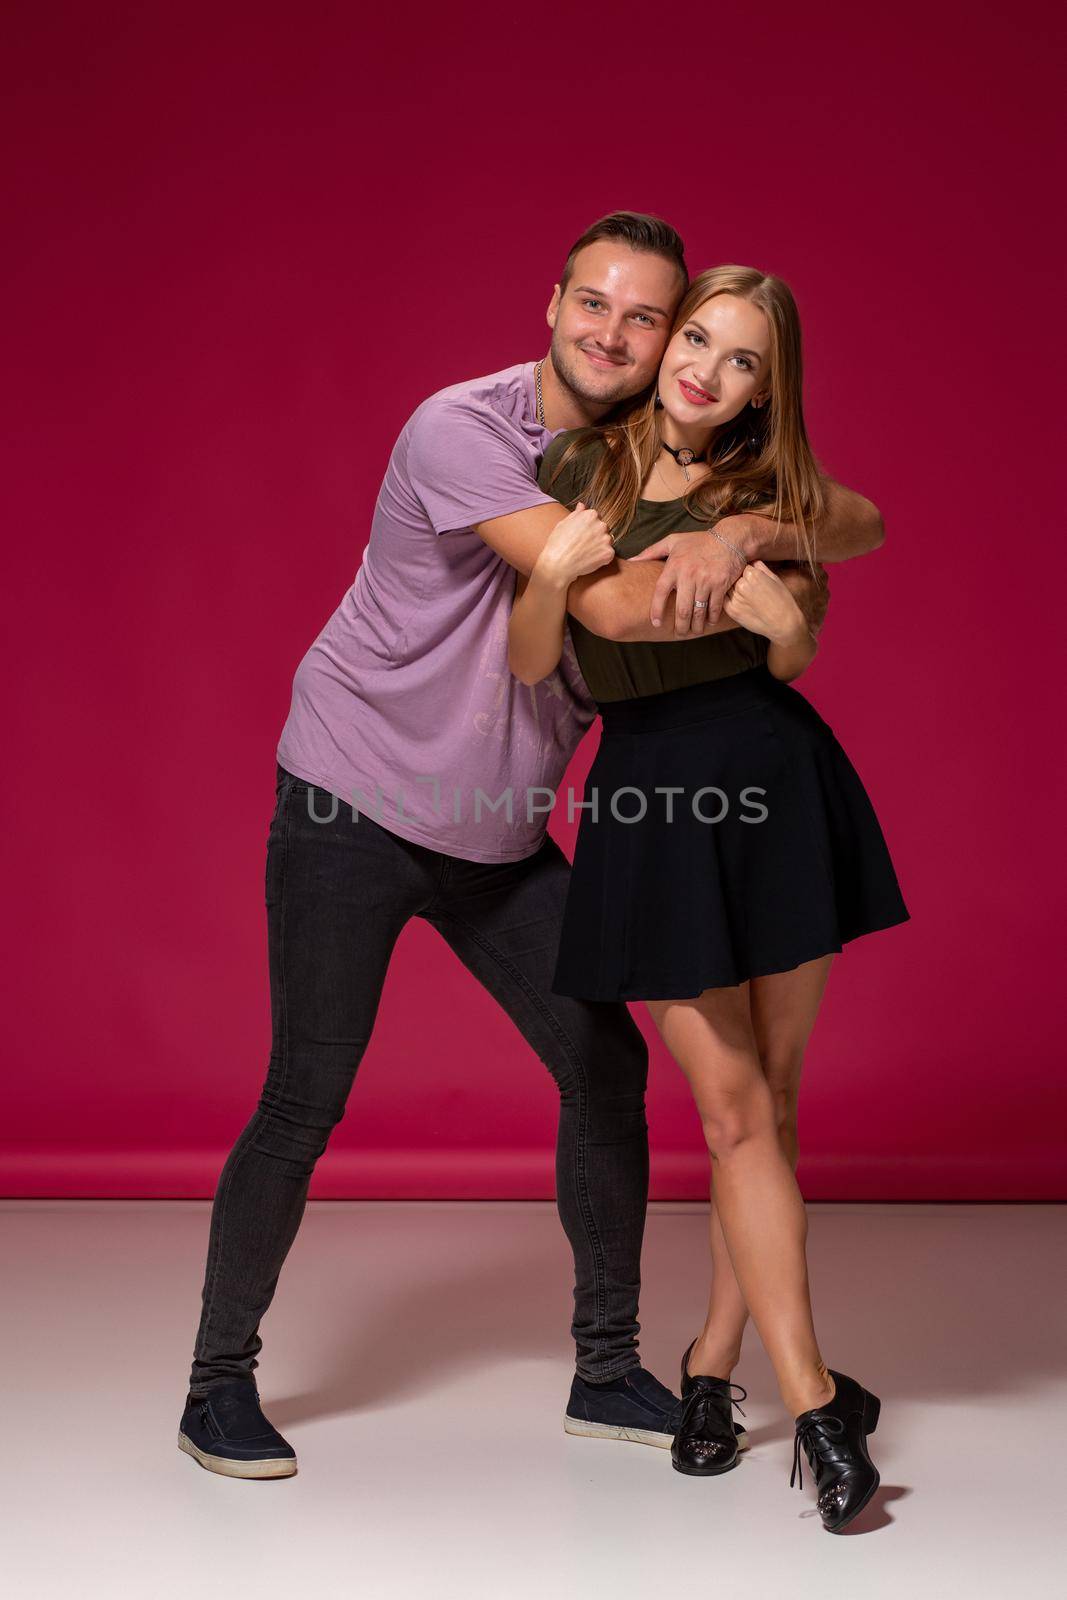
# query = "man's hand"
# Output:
<box><xmin>628</xmin><ymin>531</ymin><xmax>747</xmax><ymax>634</ymax></box>
<box><xmin>623</xmin><ymin>520</ymin><xmax>831</xmax><ymax>638</ymax></box>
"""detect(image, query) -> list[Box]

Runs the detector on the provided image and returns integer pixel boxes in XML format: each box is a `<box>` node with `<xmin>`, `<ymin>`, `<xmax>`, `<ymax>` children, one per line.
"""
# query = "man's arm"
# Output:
<box><xmin>624</xmin><ymin>475</ymin><xmax>880</xmax><ymax>634</ymax></box>
<box><xmin>474</xmin><ymin>503</ymin><xmax>735</xmax><ymax>642</ymax></box>
<box><xmin>730</xmin><ymin>476</ymin><xmax>884</xmax><ymax>564</ymax></box>
<box><xmin>568</xmin><ymin>556</ymin><xmax>744</xmax><ymax>642</ymax></box>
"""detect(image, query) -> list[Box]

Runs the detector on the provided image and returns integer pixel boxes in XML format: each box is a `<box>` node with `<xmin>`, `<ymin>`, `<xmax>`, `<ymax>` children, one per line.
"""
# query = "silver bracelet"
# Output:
<box><xmin>708</xmin><ymin>527</ymin><xmax>747</xmax><ymax>572</ymax></box>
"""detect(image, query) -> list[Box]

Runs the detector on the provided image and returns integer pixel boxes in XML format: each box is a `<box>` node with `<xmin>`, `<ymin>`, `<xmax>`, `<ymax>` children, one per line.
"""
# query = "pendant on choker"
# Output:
<box><xmin>661</xmin><ymin>441</ymin><xmax>697</xmax><ymax>481</ymax></box>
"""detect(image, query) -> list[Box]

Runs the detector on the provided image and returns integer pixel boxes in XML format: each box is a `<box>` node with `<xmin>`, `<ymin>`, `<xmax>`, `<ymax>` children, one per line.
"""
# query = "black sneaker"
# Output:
<box><xmin>178</xmin><ymin>1379</ymin><xmax>297</xmax><ymax>1479</ymax></box>
<box><xmin>564</xmin><ymin>1366</ymin><xmax>749</xmax><ymax>1452</ymax></box>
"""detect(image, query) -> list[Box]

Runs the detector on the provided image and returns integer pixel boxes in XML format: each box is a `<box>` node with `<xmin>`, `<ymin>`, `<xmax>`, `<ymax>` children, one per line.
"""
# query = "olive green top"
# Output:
<box><xmin>537</xmin><ymin>431</ymin><xmax>769</xmax><ymax>704</ymax></box>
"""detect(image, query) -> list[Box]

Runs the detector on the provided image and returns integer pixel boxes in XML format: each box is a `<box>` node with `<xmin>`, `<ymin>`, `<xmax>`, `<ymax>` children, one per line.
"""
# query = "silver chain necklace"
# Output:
<box><xmin>535</xmin><ymin>360</ymin><xmax>545</xmax><ymax>427</ymax></box>
<box><xmin>653</xmin><ymin>456</ymin><xmax>683</xmax><ymax>497</ymax></box>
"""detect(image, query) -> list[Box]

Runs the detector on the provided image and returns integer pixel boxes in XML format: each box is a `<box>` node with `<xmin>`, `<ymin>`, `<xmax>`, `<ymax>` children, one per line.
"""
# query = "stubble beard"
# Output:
<box><xmin>548</xmin><ymin>329</ymin><xmax>647</xmax><ymax>414</ymax></box>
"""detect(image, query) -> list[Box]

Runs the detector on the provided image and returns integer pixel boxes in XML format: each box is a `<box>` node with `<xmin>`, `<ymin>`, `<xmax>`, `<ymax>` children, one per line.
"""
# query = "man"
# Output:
<box><xmin>178</xmin><ymin>213</ymin><xmax>881</xmax><ymax>1479</ymax></box>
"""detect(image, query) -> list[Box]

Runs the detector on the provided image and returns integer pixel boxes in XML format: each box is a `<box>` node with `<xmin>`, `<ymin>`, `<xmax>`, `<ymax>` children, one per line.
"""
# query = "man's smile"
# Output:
<box><xmin>580</xmin><ymin>345</ymin><xmax>629</xmax><ymax>369</ymax></box>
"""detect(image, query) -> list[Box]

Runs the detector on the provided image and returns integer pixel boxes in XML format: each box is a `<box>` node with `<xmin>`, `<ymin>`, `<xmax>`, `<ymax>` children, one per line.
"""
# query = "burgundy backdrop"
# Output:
<box><xmin>4</xmin><ymin>2</ymin><xmax>1064</xmax><ymax>1200</ymax></box>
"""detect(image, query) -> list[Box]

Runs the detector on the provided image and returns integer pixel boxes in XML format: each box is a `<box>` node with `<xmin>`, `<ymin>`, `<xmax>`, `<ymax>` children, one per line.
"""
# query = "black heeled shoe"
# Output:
<box><xmin>791</xmin><ymin>1369</ymin><xmax>881</xmax><ymax>1532</ymax></box>
<box><xmin>671</xmin><ymin>1339</ymin><xmax>748</xmax><ymax>1477</ymax></box>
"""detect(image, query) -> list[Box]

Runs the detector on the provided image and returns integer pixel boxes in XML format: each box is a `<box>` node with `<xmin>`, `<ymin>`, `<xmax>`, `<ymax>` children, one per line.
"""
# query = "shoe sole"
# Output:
<box><xmin>563</xmin><ymin>1417</ymin><xmax>749</xmax><ymax>1452</ymax></box>
<box><xmin>178</xmin><ymin>1430</ymin><xmax>298</xmax><ymax>1479</ymax></box>
<box><xmin>671</xmin><ymin>1453</ymin><xmax>741</xmax><ymax>1477</ymax></box>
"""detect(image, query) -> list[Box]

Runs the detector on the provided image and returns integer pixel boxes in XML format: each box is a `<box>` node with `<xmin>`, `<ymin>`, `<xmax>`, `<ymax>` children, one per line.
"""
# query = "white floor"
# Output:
<box><xmin>2</xmin><ymin>1199</ymin><xmax>1065</xmax><ymax>1599</ymax></box>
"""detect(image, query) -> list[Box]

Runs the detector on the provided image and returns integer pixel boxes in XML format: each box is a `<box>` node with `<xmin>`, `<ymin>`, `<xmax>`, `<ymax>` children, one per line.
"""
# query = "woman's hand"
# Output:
<box><xmin>534</xmin><ymin>501</ymin><xmax>616</xmax><ymax>588</ymax></box>
<box><xmin>508</xmin><ymin>502</ymin><xmax>614</xmax><ymax>687</ymax></box>
<box><xmin>722</xmin><ymin>560</ymin><xmax>812</xmax><ymax>646</ymax></box>
<box><xmin>726</xmin><ymin>560</ymin><xmax>820</xmax><ymax>684</ymax></box>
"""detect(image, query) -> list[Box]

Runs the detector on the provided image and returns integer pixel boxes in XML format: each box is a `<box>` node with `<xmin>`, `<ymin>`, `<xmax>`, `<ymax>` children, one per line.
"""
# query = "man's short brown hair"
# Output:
<box><xmin>559</xmin><ymin>212</ymin><xmax>688</xmax><ymax>294</ymax></box>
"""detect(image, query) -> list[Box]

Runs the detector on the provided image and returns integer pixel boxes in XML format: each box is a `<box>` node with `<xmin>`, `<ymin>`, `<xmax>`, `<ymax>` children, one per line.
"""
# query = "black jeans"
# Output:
<box><xmin>188</xmin><ymin>763</ymin><xmax>650</xmax><ymax>1395</ymax></box>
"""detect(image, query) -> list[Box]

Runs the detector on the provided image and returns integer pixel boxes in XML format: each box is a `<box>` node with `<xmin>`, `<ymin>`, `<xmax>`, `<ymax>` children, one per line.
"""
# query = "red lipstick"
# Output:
<box><xmin>678</xmin><ymin>378</ymin><xmax>716</xmax><ymax>405</ymax></box>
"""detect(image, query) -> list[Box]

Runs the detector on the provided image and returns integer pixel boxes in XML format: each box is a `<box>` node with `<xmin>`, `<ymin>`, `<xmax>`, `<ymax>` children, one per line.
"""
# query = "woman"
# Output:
<box><xmin>507</xmin><ymin>265</ymin><xmax>909</xmax><ymax>1534</ymax></box>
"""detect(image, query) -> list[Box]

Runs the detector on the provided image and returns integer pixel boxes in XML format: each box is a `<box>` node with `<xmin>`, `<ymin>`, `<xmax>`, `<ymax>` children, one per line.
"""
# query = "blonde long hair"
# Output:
<box><xmin>550</xmin><ymin>265</ymin><xmax>826</xmax><ymax>573</ymax></box>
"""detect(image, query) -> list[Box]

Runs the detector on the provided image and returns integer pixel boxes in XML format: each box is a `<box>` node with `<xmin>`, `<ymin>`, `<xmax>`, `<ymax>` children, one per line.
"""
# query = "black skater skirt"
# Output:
<box><xmin>551</xmin><ymin>664</ymin><xmax>910</xmax><ymax>1002</ymax></box>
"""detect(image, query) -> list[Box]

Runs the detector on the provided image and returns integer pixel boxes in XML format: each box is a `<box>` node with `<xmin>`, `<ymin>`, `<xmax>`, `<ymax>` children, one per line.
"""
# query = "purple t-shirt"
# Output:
<box><xmin>276</xmin><ymin>362</ymin><xmax>597</xmax><ymax>862</ymax></box>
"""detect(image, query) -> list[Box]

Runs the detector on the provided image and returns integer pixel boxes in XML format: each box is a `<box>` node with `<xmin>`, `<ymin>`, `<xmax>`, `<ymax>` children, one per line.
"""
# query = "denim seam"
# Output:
<box><xmin>579</xmin><ymin>1355</ymin><xmax>643</xmax><ymax>1382</ymax></box>
<box><xmin>425</xmin><ymin>908</ymin><xmax>609</xmax><ymax>1357</ymax></box>
<box><xmin>196</xmin><ymin>782</ymin><xmax>292</xmax><ymax>1374</ymax></box>
<box><xmin>422</xmin><ymin>852</ymin><xmax>452</xmax><ymax>915</ymax></box>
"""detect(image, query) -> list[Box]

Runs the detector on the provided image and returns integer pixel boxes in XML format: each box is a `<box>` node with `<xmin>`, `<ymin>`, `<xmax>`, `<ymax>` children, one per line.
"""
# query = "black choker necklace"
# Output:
<box><xmin>660</xmin><ymin>439</ymin><xmax>698</xmax><ymax>481</ymax></box>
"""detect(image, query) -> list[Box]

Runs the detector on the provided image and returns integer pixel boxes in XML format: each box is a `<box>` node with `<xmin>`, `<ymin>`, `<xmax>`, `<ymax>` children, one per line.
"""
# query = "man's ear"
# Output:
<box><xmin>546</xmin><ymin>283</ymin><xmax>561</xmax><ymax>330</ymax></box>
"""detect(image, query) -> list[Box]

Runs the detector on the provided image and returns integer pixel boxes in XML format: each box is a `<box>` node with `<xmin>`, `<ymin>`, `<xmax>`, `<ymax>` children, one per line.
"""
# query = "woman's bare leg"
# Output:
<box><xmin>645</xmin><ymin>959</ymin><xmax>835</xmax><ymax>1418</ymax></box>
<box><xmin>685</xmin><ymin>955</ymin><xmax>835</xmax><ymax>1381</ymax></box>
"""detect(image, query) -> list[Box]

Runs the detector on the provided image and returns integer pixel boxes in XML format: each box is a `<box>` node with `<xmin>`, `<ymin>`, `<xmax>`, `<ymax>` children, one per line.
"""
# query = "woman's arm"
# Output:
<box><xmin>721</xmin><ymin>561</ymin><xmax>819</xmax><ymax>683</ymax></box>
<box><xmin>508</xmin><ymin>566</ymin><xmax>570</xmax><ymax>684</ymax></box>
<box><xmin>765</xmin><ymin>622</ymin><xmax>818</xmax><ymax>682</ymax></box>
<box><xmin>507</xmin><ymin>502</ymin><xmax>616</xmax><ymax>684</ymax></box>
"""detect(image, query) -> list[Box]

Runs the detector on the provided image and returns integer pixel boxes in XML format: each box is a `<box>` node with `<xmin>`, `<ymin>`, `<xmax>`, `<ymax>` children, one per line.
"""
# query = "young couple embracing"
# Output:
<box><xmin>179</xmin><ymin>212</ymin><xmax>908</xmax><ymax>1535</ymax></box>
